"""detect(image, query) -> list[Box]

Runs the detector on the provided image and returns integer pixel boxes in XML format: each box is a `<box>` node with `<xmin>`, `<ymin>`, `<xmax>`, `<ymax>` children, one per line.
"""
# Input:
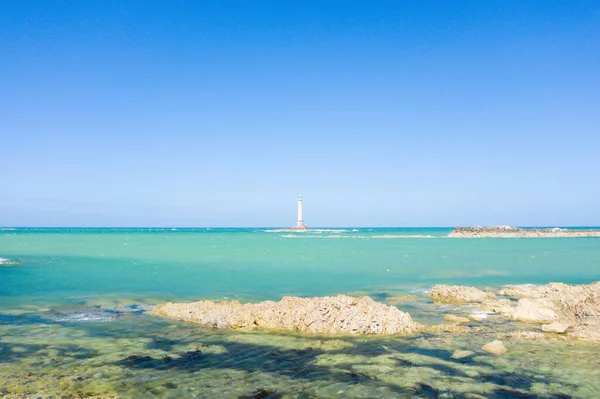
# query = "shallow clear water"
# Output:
<box><xmin>1</xmin><ymin>228</ymin><xmax>600</xmax><ymax>398</ymax></box>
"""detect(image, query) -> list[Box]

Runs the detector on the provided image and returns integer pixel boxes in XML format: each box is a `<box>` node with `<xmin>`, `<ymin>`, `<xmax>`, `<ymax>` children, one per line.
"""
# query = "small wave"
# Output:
<box><xmin>0</xmin><ymin>257</ymin><xmax>17</xmax><ymax>266</ymax></box>
<box><xmin>507</xmin><ymin>283</ymin><xmax>537</xmax><ymax>287</ymax></box>
<box><xmin>434</xmin><ymin>304</ymin><xmax>479</xmax><ymax>313</ymax></box>
<box><xmin>266</xmin><ymin>229</ymin><xmax>351</xmax><ymax>233</ymax></box>
<box><xmin>411</xmin><ymin>288</ymin><xmax>432</xmax><ymax>294</ymax></box>
<box><xmin>0</xmin><ymin>227</ymin><xmax>15</xmax><ymax>231</ymax></box>
<box><xmin>54</xmin><ymin>304</ymin><xmax>149</xmax><ymax>323</ymax></box>
<box><xmin>55</xmin><ymin>312</ymin><xmax>117</xmax><ymax>323</ymax></box>
<box><xmin>469</xmin><ymin>311</ymin><xmax>490</xmax><ymax>319</ymax></box>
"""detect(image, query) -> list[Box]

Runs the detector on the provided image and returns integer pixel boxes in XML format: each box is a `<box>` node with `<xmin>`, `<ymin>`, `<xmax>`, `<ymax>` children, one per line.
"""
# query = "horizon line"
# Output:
<box><xmin>3</xmin><ymin>225</ymin><xmax>600</xmax><ymax>229</ymax></box>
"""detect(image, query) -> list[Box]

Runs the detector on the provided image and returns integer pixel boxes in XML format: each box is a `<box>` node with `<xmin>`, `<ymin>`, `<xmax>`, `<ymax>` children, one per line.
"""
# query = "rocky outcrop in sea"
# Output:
<box><xmin>431</xmin><ymin>282</ymin><xmax>600</xmax><ymax>341</ymax></box>
<box><xmin>150</xmin><ymin>282</ymin><xmax>600</xmax><ymax>342</ymax></box>
<box><xmin>151</xmin><ymin>295</ymin><xmax>419</xmax><ymax>335</ymax></box>
<box><xmin>448</xmin><ymin>226</ymin><xmax>600</xmax><ymax>238</ymax></box>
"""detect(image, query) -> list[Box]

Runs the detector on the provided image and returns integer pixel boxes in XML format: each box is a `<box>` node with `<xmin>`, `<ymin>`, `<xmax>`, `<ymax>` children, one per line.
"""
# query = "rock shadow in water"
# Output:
<box><xmin>0</xmin><ymin>312</ymin><xmax>48</xmax><ymax>326</ymax></box>
<box><xmin>114</xmin><ymin>335</ymin><xmax>573</xmax><ymax>399</ymax></box>
<box><xmin>0</xmin><ymin>340</ymin><xmax>99</xmax><ymax>365</ymax></box>
<box><xmin>332</xmin><ymin>336</ymin><xmax>575</xmax><ymax>395</ymax></box>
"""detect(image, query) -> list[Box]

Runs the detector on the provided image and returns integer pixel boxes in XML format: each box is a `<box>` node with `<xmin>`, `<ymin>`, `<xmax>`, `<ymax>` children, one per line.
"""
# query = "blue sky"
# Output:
<box><xmin>1</xmin><ymin>1</ymin><xmax>599</xmax><ymax>227</ymax></box>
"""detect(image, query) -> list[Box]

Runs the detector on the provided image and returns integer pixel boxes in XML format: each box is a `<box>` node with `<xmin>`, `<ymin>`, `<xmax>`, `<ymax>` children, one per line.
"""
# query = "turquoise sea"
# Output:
<box><xmin>1</xmin><ymin>227</ymin><xmax>600</xmax><ymax>398</ymax></box>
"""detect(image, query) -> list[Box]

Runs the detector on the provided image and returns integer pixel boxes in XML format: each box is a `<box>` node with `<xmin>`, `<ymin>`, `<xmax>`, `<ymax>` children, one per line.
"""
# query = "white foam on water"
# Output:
<box><xmin>0</xmin><ymin>257</ymin><xmax>16</xmax><ymax>265</ymax></box>
<box><xmin>469</xmin><ymin>311</ymin><xmax>490</xmax><ymax>319</ymax></box>
<box><xmin>507</xmin><ymin>283</ymin><xmax>537</xmax><ymax>287</ymax></box>
<box><xmin>55</xmin><ymin>312</ymin><xmax>116</xmax><ymax>323</ymax></box>
<box><xmin>311</xmin><ymin>229</ymin><xmax>350</xmax><ymax>233</ymax></box>
<box><xmin>53</xmin><ymin>304</ymin><xmax>148</xmax><ymax>323</ymax></box>
<box><xmin>435</xmin><ymin>304</ymin><xmax>472</xmax><ymax>312</ymax></box>
<box><xmin>411</xmin><ymin>288</ymin><xmax>432</xmax><ymax>294</ymax></box>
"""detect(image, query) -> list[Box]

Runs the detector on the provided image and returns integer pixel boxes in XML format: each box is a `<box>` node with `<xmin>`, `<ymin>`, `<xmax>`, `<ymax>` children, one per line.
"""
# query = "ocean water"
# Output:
<box><xmin>1</xmin><ymin>227</ymin><xmax>600</xmax><ymax>398</ymax></box>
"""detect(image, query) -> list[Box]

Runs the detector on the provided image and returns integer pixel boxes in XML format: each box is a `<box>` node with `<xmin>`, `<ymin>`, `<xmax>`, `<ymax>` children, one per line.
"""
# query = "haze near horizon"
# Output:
<box><xmin>1</xmin><ymin>1</ymin><xmax>599</xmax><ymax>227</ymax></box>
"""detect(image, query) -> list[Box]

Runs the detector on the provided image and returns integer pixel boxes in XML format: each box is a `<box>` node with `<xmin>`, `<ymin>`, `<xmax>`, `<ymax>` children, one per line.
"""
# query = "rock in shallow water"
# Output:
<box><xmin>500</xmin><ymin>331</ymin><xmax>546</xmax><ymax>341</ymax></box>
<box><xmin>444</xmin><ymin>314</ymin><xmax>471</xmax><ymax>324</ymax></box>
<box><xmin>500</xmin><ymin>281</ymin><xmax>600</xmax><ymax>341</ymax></box>
<box><xmin>430</xmin><ymin>285</ymin><xmax>495</xmax><ymax>304</ymax></box>
<box><xmin>432</xmin><ymin>281</ymin><xmax>600</xmax><ymax>342</ymax></box>
<box><xmin>151</xmin><ymin>295</ymin><xmax>419</xmax><ymax>335</ymax></box>
<box><xmin>468</xmin><ymin>312</ymin><xmax>487</xmax><ymax>322</ymax></box>
<box><xmin>481</xmin><ymin>340</ymin><xmax>507</xmax><ymax>355</ymax></box>
<box><xmin>511</xmin><ymin>298</ymin><xmax>557</xmax><ymax>323</ymax></box>
<box><xmin>542</xmin><ymin>322</ymin><xmax>570</xmax><ymax>333</ymax></box>
<box><xmin>451</xmin><ymin>349</ymin><xmax>474</xmax><ymax>359</ymax></box>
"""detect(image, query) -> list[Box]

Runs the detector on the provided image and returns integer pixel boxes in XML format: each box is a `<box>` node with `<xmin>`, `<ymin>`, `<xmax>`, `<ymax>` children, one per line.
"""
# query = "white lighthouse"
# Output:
<box><xmin>294</xmin><ymin>195</ymin><xmax>308</xmax><ymax>230</ymax></box>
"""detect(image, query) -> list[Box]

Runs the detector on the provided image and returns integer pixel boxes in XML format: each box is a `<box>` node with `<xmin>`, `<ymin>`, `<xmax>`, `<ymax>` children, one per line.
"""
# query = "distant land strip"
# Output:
<box><xmin>448</xmin><ymin>226</ymin><xmax>600</xmax><ymax>238</ymax></box>
<box><xmin>272</xmin><ymin>226</ymin><xmax>600</xmax><ymax>238</ymax></box>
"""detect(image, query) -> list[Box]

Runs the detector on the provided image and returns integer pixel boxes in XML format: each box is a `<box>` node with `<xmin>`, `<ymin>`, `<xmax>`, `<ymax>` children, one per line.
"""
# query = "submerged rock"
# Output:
<box><xmin>477</xmin><ymin>297</ymin><xmax>514</xmax><ymax>315</ymax></box>
<box><xmin>451</xmin><ymin>349</ymin><xmax>474</xmax><ymax>359</ymax></box>
<box><xmin>481</xmin><ymin>340</ymin><xmax>507</xmax><ymax>355</ymax></box>
<box><xmin>387</xmin><ymin>294</ymin><xmax>419</xmax><ymax>302</ymax></box>
<box><xmin>500</xmin><ymin>331</ymin><xmax>546</xmax><ymax>341</ymax></box>
<box><xmin>468</xmin><ymin>313</ymin><xmax>487</xmax><ymax>322</ymax></box>
<box><xmin>304</xmin><ymin>339</ymin><xmax>353</xmax><ymax>351</ymax></box>
<box><xmin>239</xmin><ymin>388</ymin><xmax>280</xmax><ymax>399</ymax></box>
<box><xmin>430</xmin><ymin>285</ymin><xmax>495</xmax><ymax>304</ymax></box>
<box><xmin>444</xmin><ymin>314</ymin><xmax>471</xmax><ymax>324</ymax></box>
<box><xmin>151</xmin><ymin>295</ymin><xmax>419</xmax><ymax>335</ymax></box>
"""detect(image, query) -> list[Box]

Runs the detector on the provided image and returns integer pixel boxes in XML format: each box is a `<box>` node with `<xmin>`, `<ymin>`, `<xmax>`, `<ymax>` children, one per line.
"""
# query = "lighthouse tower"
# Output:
<box><xmin>295</xmin><ymin>195</ymin><xmax>308</xmax><ymax>230</ymax></box>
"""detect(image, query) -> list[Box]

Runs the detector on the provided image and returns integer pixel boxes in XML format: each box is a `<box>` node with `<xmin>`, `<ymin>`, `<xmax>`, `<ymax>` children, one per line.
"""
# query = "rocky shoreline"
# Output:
<box><xmin>430</xmin><ymin>281</ymin><xmax>600</xmax><ymax>341</ymax></box>
<box><xmin>448</xmin><ymin>226</ymin><xmax>600</xmax><ymax>238</ymax></box>
<box><xmin>151</xmin><ymin>281</ymin><xmax>600</xmax><ymax>344</ymax></box>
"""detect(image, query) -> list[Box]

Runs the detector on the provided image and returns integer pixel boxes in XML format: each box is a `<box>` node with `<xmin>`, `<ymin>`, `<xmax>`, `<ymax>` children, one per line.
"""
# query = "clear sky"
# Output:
<box><xmin>1</xmin><ymin>1</ymin><xmax>599</xmax><ymax>227</ymax></box>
